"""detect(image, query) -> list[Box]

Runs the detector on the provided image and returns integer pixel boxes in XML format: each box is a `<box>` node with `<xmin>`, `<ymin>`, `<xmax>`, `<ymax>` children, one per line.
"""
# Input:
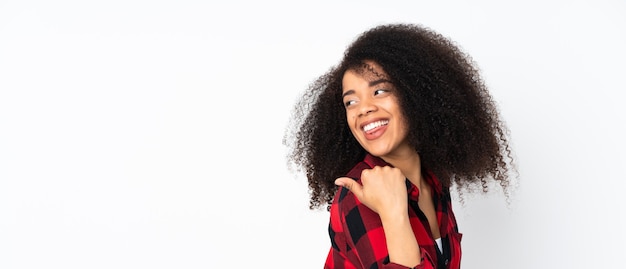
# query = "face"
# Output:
<box><xmin>341</xmin><ymin>61</ymin><xmax>412</xmax><ymax>159</ymax></box>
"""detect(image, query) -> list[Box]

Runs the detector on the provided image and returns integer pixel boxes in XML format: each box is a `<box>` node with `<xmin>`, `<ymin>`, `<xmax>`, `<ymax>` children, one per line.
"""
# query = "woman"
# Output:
<box><xmin>284</xmin><ymin>23</ymin><xmax>516</xmax><ymax>269</ymax></box>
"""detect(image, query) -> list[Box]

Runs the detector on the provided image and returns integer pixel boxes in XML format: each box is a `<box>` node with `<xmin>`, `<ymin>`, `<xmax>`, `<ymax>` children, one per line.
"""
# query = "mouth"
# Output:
<box><xmin>362</xmin><ymin>120</ymin><xmax>389</xmax><ymax>133</ymax></box>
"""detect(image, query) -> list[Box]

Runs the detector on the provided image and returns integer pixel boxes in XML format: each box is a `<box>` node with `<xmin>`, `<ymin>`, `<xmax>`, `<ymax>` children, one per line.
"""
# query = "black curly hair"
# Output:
<box><xmin>283</xmin><ymin>23</ymin><xmax>517</xmax><ymax>211</ymax></box>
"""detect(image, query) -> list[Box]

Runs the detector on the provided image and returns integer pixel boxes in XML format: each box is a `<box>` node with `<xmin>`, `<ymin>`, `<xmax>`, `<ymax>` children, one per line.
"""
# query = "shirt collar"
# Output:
<box><xmin>362</xmin><ymin>153</ymin><xmax>442</xmax><ymax>201</ymax></box>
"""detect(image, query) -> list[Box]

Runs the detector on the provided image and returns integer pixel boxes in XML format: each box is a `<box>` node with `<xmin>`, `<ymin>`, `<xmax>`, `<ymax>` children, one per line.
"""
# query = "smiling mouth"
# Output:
<box><xmin>362</xmin><ymin>120</ymin><xmax>389</xmax><ymax>132</ymax></box>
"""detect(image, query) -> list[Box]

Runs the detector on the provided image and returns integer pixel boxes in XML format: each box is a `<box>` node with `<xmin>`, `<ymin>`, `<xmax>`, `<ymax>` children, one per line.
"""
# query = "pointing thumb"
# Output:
<box><xmin>335</xmin><ymin>177</ymin><xmax>363</xmax><ymax>197</ymax></box>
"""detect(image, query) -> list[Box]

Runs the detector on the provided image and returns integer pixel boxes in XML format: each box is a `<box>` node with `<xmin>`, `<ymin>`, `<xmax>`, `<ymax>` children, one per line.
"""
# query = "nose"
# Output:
<box><xmin>358</xmin><ymin>97</ymin><xmax>377</xmax><ymax>117</ymax></box>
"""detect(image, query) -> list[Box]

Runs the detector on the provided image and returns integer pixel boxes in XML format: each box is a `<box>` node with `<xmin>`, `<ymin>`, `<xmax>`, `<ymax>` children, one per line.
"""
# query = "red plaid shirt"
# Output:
<box><xmin>324</xmin><ymin>154</ymin><xmax>462</xmax><ymax>269</ymax></box>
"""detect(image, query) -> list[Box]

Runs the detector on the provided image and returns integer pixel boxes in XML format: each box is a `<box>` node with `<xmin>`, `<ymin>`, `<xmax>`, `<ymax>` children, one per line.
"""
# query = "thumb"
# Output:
<box><xmin>335</xmin><ymin>177</ymin><xmax>363</xmax><ymax>198</ymax></box>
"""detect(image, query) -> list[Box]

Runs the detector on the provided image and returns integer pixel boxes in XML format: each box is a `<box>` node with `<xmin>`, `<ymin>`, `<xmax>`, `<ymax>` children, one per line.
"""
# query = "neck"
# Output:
<box><xmin>380</xmin><ymin>150</ymin><xmax>423</xmax><ymax>188</ymax></box>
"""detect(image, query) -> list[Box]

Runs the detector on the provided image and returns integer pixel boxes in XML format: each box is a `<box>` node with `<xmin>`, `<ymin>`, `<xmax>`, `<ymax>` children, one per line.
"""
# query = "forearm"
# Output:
<box><xmin>381</xmin><ymin>213</ymin><xmax>421</xmax><ymax>268</ymax></box>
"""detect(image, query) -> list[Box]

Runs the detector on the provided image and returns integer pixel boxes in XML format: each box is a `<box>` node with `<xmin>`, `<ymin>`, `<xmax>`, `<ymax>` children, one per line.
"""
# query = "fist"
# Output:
<box><xmin>335</xmin><ymin>166</ymin><xmax>408</xmax><ymax>215</ymax></box>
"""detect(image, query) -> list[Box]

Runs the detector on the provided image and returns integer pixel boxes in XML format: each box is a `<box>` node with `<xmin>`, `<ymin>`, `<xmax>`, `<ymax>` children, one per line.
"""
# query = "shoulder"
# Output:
<box><xmin>345</xmin><ymin>153</ymin><xmax>390</xmax><ymax>178</ymax></box>
<box><xmin>332</xmin><ymin>155</ymin><xmax>383</xmax><ymax>222</ymax></box>
<box><xmin>330</xmin><ymin>160</ymin><xmax>365</xmax><ymax>217</ymax></box>
<box><xmin>345</xmin><ymin>161</ymin><xmax>370</xmax><ymax>179</ymax></box>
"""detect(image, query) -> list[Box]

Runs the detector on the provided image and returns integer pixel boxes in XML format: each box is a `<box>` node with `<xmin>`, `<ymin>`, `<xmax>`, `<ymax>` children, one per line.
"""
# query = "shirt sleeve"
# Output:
<box><xmin>325</xmin><ymin>245</ymin><xmax>436</xmax><ymax>269</ymax></box>
<box><xmin>324</xmin><ymin>201</ymin><xmax>358</xmax><ymax>269</ymax></box>
<box><xmin>384</xmin><ymin>249</ymin><xmax>436</xmax><ymax>269</ymax></box>
<box><xmin>324</xmin><ymin>247</ymin><xmax>358</xmax><ymax>269</ymax></box>
<box><xmin>326</xmin><ymin>188</ymin><xmax>437</xmax><ymax>269</ymax></box>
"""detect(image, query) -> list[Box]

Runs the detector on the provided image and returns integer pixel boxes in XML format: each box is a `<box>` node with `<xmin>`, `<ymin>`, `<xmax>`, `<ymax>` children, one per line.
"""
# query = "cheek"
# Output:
<box><xmin>345</xmin><ymin>112</ymin><xmax>359</xmax><ymax>132</ymax></box>
<box><xmin>345</xmin><ymin>110</ymin><xmax>356</xmax><ymax>121</ymax></box>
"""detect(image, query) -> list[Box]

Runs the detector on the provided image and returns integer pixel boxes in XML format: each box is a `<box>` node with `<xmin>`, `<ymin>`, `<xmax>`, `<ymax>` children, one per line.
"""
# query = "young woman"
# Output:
<box><xmin>284</xmin><ymin>23</ymin><xmax>517</xmax><ymax>269</ymax></box>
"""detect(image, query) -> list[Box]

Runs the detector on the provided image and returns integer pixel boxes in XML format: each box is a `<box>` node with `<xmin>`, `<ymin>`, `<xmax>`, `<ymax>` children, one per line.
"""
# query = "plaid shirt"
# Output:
<box><xmin>324</xmin><ymin>154</ymin><xmax>462</xmax><ymax>269</ymax></box>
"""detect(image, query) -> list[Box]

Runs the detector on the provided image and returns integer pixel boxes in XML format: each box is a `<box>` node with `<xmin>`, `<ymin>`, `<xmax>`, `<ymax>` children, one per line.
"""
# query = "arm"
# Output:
<box><xmin>380</xmin><ymin>212</ymin><xmax>421</xmax><ymax>267</ymax></box>
<box><xmin>324</xmin><ymin>201</ymin><xmax>358</xmax><ymax>269</ymax></box>
<box><xmin>324</xmin><ymin>246</ymin><xmax>358</xmax><ymax>269</ymax></box>
<box><xmin>335</xmin><ymin>166</ymin><xmax>434</xmax><ymax>269</ymax></box>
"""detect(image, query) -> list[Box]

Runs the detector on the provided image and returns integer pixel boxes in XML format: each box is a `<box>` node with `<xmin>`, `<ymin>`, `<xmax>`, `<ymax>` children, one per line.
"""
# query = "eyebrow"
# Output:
<box><xmin>342</xmin><ymin>79</ymin><xmax>392</xmax><ymax>98</ymax></box>
<box><xmin>369</xmin><ymin>78</ymin><xmax>392</xmax><ymax>87</ymax></box>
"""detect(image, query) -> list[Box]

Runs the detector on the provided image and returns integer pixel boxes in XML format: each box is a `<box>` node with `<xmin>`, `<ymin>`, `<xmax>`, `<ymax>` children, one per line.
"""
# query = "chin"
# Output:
<box><xmin>364</xmin><ymin>148</ymin><xmax>391</xmax><ymax>158</ymax></box>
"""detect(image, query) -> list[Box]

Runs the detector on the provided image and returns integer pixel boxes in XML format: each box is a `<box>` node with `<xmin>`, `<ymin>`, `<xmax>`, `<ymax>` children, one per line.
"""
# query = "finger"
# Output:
<box><xmin>335</xmin><ymin>177</ymin><xmax>363</xmax><ymax>198</ymax></box>
<box><xmin>334</xmin><ymin>177</ymin><xmax>353</xmax><ymax>189</ymax></box>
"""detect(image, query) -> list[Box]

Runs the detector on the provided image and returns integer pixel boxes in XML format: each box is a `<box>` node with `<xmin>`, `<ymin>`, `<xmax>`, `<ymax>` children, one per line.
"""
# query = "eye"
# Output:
<box><xmin>374</xmin><ymin>89</ymin><xmax>389</xmax><ymax>95</ymax></box>
<box><xmin>344</xmin><ymin>99</ymin><xmax>356</xmax><ymax>107</ymax></box>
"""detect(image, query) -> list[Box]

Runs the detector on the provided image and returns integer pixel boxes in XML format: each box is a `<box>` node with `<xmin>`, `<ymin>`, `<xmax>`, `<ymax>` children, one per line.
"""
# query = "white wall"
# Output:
<box><xmin>1</xmin><ymin>1</ymin><xmax>624</xmax><ymax>268</ymax></box>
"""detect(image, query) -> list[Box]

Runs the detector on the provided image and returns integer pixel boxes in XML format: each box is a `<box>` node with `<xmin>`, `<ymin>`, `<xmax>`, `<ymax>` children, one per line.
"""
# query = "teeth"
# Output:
<box><xmin>363</xmin><ymin>120</ymin><xmax>389</xmax><ymax>132</ymax></box>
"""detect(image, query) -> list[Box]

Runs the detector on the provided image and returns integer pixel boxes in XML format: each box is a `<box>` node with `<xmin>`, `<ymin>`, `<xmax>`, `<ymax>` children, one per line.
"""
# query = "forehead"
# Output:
<box><xmin>345</xmin><ymin>60</ymin><xmax>390</xmax><ymax>82</ymax></box>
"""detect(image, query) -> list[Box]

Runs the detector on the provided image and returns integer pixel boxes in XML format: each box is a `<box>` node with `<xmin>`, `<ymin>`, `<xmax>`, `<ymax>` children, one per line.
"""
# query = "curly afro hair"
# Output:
<box><xmin>283</xmin><ymin>23</ymin><xmax>517</xmax><ymax>210</ymax></box>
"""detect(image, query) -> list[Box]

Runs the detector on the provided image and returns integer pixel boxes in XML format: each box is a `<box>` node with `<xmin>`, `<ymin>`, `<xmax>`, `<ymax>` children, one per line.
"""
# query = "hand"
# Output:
<box><xmin>335</xmin><ymin>166</ymin><xmax>408</xmax><ymax>217</ymax></box>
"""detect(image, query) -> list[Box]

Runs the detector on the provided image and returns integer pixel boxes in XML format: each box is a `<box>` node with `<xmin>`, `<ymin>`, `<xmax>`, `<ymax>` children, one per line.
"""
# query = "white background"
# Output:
<box><xmin>1</xmin><ymin>1</ymin><xmax>625</xmax><ymax>268</ymax></box>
